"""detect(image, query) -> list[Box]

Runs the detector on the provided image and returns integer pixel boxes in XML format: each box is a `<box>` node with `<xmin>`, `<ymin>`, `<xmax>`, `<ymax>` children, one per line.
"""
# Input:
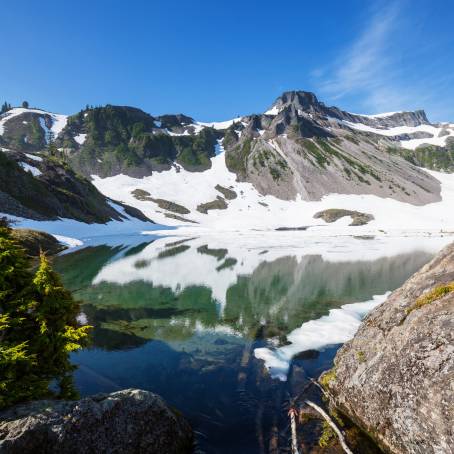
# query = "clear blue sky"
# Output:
<box><xmin>2</xmin><ymin>0</ymin><xmax>453</xmax><ymax>121</ymax></box>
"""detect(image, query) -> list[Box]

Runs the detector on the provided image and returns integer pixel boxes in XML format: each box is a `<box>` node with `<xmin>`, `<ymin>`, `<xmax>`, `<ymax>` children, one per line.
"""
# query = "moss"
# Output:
<box><xmin>356</xmin><ymin>351</ymin><xmax>366</xmax><ymax>363</ymax></box>
<box><xmin>407</xmin><ymin>282</ymin><xmax>454</xmax><ymax>314</ymax></box>
<box><xmin>319</xmin><ymin>421</ymin><xmax>336</xmax><ymax>447</ymax></box>
<box><xmin>319</xmin><ymin>368</ymin><xmax>336</xmax><ymax>388</ymax></box>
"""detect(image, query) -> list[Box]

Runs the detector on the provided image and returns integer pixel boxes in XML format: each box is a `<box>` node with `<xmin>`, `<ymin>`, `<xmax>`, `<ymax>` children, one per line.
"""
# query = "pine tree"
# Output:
<box><xmin>0</xmin><ymin>226</ymin><xmax>90</xmax><ymax>408</ymax></box>
<box><xmin>1</xmin><ymin>102</ymin><xmax>11</xmax><ymax>114</ymax></box>
<box><xmin>32</xmin><ymin>254</ymin><xmax>91</xmax><ymax>399</ymax></box>
<box><xmin>0</xmin><ymin>224</ymin><xmax>47</xmax><ymax>408</ymax></box>
<box><xmin>22</xmin><ymin>101</ymin><xmax>29</xmax><ymax>109</ymax></box>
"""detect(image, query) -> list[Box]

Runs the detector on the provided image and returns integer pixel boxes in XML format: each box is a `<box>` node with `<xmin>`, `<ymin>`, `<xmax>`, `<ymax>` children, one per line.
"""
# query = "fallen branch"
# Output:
<box><xmin>288</xmin><ymin>407</ymin><xmax>299</xmax><ymax>454</ymax></box>
<box><xmin>304</xmin><ymin>400</ymin><xmax>353</xmax><ymax>454</ymax></box>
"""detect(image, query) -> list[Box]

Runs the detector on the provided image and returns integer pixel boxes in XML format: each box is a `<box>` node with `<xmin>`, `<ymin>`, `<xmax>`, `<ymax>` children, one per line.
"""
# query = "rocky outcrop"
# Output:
<box><xmin>0</xmin><ymin>150</ymin><xmax>152</xmax><ymax>224</ymax></box>
<box><xmin>314</xmin><ymin>208</ymin><xmax>374</xmax><ymax>226</ymax></box>
<box><xmin>223</xmin><ymin>92</ymin><xmax>442</xmax><ymax>205</ymax></box>
<box><xmin>322</xmin><ymin>242</ymin><xmax>454</xmax><ymax>454</ymax></box>
<box><xmin>0</xmin><ymin>389</ymin><xmax>193</xmax><ymax>454</ymax></box>
<box><xmin>10</xmin><ymin>228</ymin><xmax>66</xmax><ymax>256</ymax></box>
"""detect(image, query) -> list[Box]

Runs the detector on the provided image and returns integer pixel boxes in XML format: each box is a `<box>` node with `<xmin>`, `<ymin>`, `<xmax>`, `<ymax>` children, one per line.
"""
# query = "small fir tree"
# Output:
<box><xmin>0</xmin><ymin>225</ymin><xmax>90</xmax><ymax>408</ymax></box>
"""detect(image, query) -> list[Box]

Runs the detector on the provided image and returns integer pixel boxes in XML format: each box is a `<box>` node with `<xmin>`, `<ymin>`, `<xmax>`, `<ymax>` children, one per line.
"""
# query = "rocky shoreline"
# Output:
<box><xmin>0</xmin><ymin>389</ymin><xmax>193</xmax><ymax>454</ymax></box>
<box><xmin>321</xmin><ymin>242</ymin><xmax>454</xmax><ymax>453</ymax></box>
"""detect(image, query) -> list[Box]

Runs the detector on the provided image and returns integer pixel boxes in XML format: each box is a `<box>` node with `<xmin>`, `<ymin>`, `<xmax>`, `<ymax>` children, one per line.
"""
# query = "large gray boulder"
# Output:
<box><xmin>0</xmin><ymin>389</ymin><xmax>193</xmax><ymax>454</ymax></box>
<box><xmin>322</xmin><ymin>242</ymin><xmax>454</xmax><ymax>453</ymax></box>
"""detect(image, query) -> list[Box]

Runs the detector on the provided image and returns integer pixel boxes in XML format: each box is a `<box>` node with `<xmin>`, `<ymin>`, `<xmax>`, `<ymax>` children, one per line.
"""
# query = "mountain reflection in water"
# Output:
<box><xmin>54</xmin><ymin>234</ymin><xmax>446</xmax><ymax>453</ymax></box>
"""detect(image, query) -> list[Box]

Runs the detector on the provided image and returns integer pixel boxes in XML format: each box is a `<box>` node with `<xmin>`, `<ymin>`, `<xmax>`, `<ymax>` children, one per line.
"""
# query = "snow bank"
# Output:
<box><xmin>197</xmin><ymin>117</ymin><xmax>243</xmax><ymax>130</ymax></box>
<box><xmin>342</xmin><ymin>120</ymin><xmax>454</xmax><ymax>150</ymax></box>
<box><xmin>52</xmin><ymin>234</ymin><xmax>83</xmax><ymax>248</ymax></box>
<box><xmin>91</xmin><ymin>143</ymin><xmax>454</xmax><ymax>234</ymax></box>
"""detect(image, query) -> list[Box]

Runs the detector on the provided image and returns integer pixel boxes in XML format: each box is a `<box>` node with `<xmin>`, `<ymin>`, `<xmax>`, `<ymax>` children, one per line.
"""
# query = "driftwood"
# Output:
<box><xmin>304</xmin><ymin>400</ymin><xmax>353</xmax><ymax>454</ymax></box>
<box><xmin>288</xmin><ymin>407</ymin><xmax>299</xmax><ymax>454</ymax></box>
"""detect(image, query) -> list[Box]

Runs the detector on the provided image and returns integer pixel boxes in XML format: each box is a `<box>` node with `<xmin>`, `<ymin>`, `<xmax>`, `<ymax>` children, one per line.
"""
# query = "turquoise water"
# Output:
<box><xmin>54</xmin><ymin>234</ymin><xmax>435</xmax><ymax>453</ymax></box>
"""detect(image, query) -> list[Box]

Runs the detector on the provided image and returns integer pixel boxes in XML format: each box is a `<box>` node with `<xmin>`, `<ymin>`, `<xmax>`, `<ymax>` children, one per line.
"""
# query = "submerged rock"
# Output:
<box><xmin>322</xmin><ymin>242</ymin><xmax>454</xmax><ymax>453</ymax></box>
<box><xmin>0</xmin><ymin>389</ymin><xmax>193</xmax><ymax>454</ymax></box>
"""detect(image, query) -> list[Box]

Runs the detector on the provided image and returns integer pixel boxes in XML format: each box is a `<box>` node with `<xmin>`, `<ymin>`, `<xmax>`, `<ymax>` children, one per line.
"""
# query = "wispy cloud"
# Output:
<box><xmin>312</xmin><ymin>2</ymin><xmax>454</xmax><ymax>120</ymax></box>
<box><xmin>318</xmin><ymin>4</ymin><xmax>399</xmax><ymax>101</ymax></box>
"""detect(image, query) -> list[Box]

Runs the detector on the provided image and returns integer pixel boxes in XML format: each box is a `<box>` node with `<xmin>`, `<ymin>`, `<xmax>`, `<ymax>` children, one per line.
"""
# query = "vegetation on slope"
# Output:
<box><xmin>57</xmin><ymin>105</ymin><xmax>219</xmax><ymax>176</ymax></box>
<box><xmin>0</xmin><ymin>150</ymin><xmax>124</xmax><ymax>223</ymax></box>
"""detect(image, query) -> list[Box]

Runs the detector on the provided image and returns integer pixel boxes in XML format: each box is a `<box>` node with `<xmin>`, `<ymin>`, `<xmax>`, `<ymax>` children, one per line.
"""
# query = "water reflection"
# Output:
<box><xmin>53</xmin><ymin>234</ymin><xmax>447</xmax><ymax>453</ymax></box>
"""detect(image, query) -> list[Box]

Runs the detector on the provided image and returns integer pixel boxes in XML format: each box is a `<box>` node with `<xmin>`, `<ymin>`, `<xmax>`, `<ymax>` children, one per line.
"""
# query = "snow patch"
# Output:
<box><xmin>342</xmin><ymin>120</ymin><xmax>454</xmax><ymax>150</ymax></box>
<box><xmin>197</xmin><ymin>117</ymin><xmax>243</xmax><ymax>130</ymax></box>
<box><xmin>0</xmin><ymin>107</ymin><xmax>67</xmax><ymax>140</ymax></box>
<box><xmin>19</xmin><ymin>162</ymin><xmax>42</xmax><ymax>176</ymax></box>
<box><xmin>52</xmin><ymin>234</ymin><xmax>83</xmax><ymax>248</ymax></box>
<box><xmin>74</xmin><ymin>133</ymin><xmax>87</xmax><ymax>145</ymax></box>
<box><xmin>264</xmin><ymin>105</ymin><xmax>283</xmax><ymax>116</ymax></box>
<box><xmin>25</xmin><ymin>153</ymin><xmax>43</xmax><ymax>162</ymax></box>
<box><xmin>349</xmin><ymin>111</ymin><xmax>403</xmax><ymax>118</ymax></box>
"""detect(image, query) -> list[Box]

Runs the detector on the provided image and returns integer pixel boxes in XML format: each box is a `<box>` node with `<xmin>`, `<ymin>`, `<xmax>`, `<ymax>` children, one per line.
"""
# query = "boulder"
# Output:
<box><xmin>322</xmin><ymin>242</ymin><xmax>454</xmax><ymax>453</ymax></box>
<box><xmin>0</xmin><ymin>389</ymin><xmax>193</xmax><ymax>454</ymax></box>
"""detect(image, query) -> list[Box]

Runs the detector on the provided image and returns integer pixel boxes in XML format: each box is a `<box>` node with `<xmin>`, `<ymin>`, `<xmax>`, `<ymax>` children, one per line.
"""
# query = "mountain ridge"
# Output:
<box><xmin>1</xmin><ymin>90</ymin><xmax>454</xmax><ymax>228</ymax></box>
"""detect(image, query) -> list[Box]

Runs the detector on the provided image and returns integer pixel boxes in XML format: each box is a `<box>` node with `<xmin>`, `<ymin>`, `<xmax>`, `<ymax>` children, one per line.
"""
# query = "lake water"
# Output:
<box><xmin>54</xmin><ymin>233</ymin><xmax>448</xmax><ymax>453</ymax></box>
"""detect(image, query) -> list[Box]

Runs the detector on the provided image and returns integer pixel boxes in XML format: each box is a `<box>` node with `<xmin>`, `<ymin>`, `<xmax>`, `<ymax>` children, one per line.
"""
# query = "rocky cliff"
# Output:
<box><xmin>321</xmin><ymin>242</ymin><xmax>454</xmax><ymax>453</ymax></box>
<box><xmin>0</xmin><ymin>389</ymin><xmax>193</xmax><ymax>454</ymax></box>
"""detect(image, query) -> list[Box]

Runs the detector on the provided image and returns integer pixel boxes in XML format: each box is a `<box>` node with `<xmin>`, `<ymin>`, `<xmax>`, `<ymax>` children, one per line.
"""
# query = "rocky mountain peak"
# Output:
<box><xmin>266</xmin><ymin>90</ymin><xmax>325</xmax><ymax>115</ymax></box>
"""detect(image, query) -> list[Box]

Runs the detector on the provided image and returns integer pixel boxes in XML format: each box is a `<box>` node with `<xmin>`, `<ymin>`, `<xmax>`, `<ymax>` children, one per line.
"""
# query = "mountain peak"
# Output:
<box><xmin>265</xmin><ymin>90</ymin><xmax>324</xmax><ymax>115</ymax></box>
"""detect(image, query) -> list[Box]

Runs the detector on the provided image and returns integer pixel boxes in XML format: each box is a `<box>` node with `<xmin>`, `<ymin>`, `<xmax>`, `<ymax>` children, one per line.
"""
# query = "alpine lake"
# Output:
<box><xmin>53</xmin><ymin>232</ymin><xmax>449</xmax><ymax>453</ymax></box>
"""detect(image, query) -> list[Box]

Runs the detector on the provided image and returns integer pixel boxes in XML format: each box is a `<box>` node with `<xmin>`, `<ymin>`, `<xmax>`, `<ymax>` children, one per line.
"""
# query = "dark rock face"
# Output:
<box><xmin>10</xmin><ymin>228</ymin><xmax>66</xmax><ymax>256</ymax></box>
<box><xmin>0</xmin><ymin>389</ymin><xmax>193</xmax><ymax>454</ymax></box>
<box><xmin>323</xmin><ymin>242</ymin><xmax>454</xmax><ymax>454</ymax></box>
<box><xmin>0</xmin><ymin>150</ymin><xmax>152</xmax><ymax>224</ymax></box>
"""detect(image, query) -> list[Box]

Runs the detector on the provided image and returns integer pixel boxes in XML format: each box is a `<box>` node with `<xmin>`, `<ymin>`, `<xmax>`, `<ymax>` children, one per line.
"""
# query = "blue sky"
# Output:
<box><xmin>1</xmin><ymin>0</ymin><xmax>453</xmax><ymax>121</ymax></box>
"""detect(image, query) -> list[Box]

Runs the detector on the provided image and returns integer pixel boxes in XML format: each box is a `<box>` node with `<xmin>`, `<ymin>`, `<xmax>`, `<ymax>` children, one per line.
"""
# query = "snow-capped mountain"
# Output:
<box><xmin>1</xmin><ymin>91</ymin><xmax>454</xmax><ymax>232</ymax></box>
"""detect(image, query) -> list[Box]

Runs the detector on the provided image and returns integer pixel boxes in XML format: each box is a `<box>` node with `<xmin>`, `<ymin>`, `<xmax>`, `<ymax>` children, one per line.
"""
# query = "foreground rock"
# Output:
<box><xmin>322</xmin><ymin>242</ymin><xmax>454</xmax><ymax>453</ymax></box>
<box><xmin>0</xmin><ymin>389</ymin><xmax>193</xmax><ymax>454</ymax></box>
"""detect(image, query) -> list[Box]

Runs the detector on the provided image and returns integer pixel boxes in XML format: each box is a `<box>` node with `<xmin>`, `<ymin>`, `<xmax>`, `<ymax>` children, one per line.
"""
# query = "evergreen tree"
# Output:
<box><xmin>1</xmin><ymin>102</ymin><xmax>11</xmax><ymax>114</ymax></box>
<box><xmin>0</xmin><ymin>225</ymin><xmax>90</xmax><ymax>408</ymax></box>
<box><xmin>22</xmin><ymin>101</ymin><xmax>29</xmax><ymax>109</ymax></box>
<box><xmin>32</xmin><ymin>254</ymin><xmax>91</xmax><ymax>399</ymax></box>
<box><xmin>47</xmin><ymin>130</ymin><xmax>58</xmax><ymax>157</ymax></box>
